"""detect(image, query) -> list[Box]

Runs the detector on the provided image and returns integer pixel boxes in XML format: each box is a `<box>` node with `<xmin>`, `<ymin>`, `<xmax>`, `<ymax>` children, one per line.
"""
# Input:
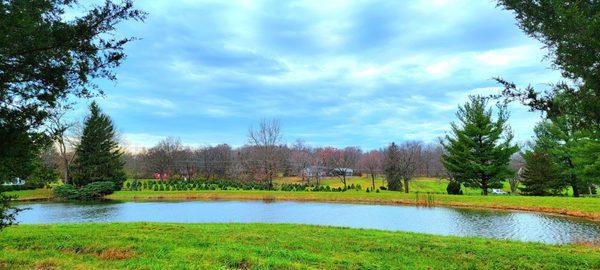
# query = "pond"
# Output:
<box><xmin>15</xmin><ymin>200</ymin><xmax>600</xmax><ymax>244</ymax></box>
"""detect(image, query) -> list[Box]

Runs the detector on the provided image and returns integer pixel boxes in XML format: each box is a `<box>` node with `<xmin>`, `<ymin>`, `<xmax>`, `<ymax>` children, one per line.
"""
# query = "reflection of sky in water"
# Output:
<box><xmin>15</xmin><ymin>201</ymin><xmax>600</xmax><ymax>244</ymax></box>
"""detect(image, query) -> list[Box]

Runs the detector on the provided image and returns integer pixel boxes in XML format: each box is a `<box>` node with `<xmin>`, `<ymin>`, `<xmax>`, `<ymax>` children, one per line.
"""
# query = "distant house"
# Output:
<box><xmin>302</xmin><ymin>166</ymin><xmax>327</xmax><ymax>178</ymax></box>
<box><xmin>2</xmin><ymin>177</ymin><xmax>25</xmax><ymax>186</ymax></box>
<box><xmin>332</xmin><ymin>168</ymin><xmax>353</xmax><ymax>177</ymax></box>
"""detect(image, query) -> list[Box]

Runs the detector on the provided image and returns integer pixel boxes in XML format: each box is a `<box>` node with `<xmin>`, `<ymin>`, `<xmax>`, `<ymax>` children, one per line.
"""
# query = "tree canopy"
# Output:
<box><xmin>441</xmin><ymin>96</ymin><xmax>519</xmax><ymax>195</ymax></box>
<box><xmin>71</xmin><ymin>102</ymin><xmax>126</xmax><ymax>188</ymax></box>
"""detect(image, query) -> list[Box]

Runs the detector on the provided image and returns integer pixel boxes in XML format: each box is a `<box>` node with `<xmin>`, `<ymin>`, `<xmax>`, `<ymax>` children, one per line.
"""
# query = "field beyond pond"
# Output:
<box><xmin>8</xmin><ymin>177</ymin><xmax>600</xmax><ymax>220</ymax></box>
<box><xmin>1</xmin><ymin>223</ymin><xmax>598</xmax><ymax>269</ymax></box>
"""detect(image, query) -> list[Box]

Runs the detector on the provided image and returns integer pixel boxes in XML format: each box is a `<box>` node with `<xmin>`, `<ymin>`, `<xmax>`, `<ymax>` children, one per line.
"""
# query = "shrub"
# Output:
<box><xmin>446</xmin><ymin>181</ymin><xmax>463</xmax><ymax>195</ymax></box>
<box><xmin>52</xmin><ymin>184</ymin><xmax>81</xmax><ymax>200</ymax></box>
<box><xmin>376</xmin><ymin>189</ymin><xmax>380</xmax><ymax>193</ymax></box>
<box><xmin>53</xmin><ymin>181</ymin><xmax>116</xmax><ymax>200</ymax></box>
<box><xmin>380</xmin><ymin>186</ymin><xmax>387</xmax><ymax>191</ymax></box>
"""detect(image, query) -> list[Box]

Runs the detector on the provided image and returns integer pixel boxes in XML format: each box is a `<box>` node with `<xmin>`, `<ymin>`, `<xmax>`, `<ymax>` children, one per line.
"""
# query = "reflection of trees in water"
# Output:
<box><xmin>62</xmin><ymin>201</ymin><xmax>121</xmax><ymax>222</ymax></box>
<box><xmin>446</xmin><ymin>208</ymin><xmax>517</xmax><ymax>239</ymax></box>
<box><xmin>446</xmin><ymin>207</ymin><xmax>600</xmax><ymax>243</ymax></box>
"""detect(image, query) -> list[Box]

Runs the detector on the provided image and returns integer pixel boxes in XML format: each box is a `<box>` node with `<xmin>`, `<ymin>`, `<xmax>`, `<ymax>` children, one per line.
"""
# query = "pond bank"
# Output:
<box><xmin>106</xmin><ymin>190</ymin><xmax>600</xmax><ymax>221</ymax></box>
<box><xmin>1</xmin><ymin>223</ymin><xmax>598</xmax><ymax>269</ymax></box>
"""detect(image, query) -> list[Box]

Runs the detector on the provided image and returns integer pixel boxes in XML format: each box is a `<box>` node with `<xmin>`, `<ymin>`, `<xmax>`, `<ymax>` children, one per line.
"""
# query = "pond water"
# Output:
<box><xmin>15</xmin><ymin>200</ymin><xmax>600</xmax><ymax>244</ymax></box>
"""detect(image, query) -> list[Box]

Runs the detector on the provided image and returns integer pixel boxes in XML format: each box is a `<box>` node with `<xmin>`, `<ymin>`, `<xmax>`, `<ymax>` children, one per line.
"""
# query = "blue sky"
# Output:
<box><xmin>71</xmin><ymin>0</ymin><xmax>560</xmax><ymax>150</ymax></box>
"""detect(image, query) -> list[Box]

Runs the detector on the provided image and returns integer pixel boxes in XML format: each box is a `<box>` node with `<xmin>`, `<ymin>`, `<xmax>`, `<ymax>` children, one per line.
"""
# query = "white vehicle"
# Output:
<box><xmin>491</xmin><ymin>189</ymin><xmax>507</xmax><ymax>195</ymax></box>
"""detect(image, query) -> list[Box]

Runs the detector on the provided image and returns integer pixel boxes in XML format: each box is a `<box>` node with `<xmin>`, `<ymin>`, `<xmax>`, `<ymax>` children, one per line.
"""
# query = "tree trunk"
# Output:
<box><xmin>403</xmin><ymin>177</ymin><xmax>409</xmax><ymax>193</ymax></box>
<box><xmin>371</xmin><ymin>173</ymin><xmax>375</xmax><ymax>191</ymax></box>
<box><xmin>482</xmin><ymin>180</ymin><xmax>488</xmax><ymax>195</ymax></box>
<box><xmin>572</xmin><ymin>177</ymin><xmax>580</xmax><ymax>197</ymax></box>
<box><xmin>342</xmin><ymin>175</ymin><xmax>347</xmax><ymax>190</ymax></box>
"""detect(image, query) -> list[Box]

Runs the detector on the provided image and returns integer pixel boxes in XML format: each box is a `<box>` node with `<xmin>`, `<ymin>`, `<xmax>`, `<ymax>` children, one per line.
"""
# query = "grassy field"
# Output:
<box><xmin>0</xmin><ymin>223</ymin><xmax>598</xmax><ymax>269</ymax></box>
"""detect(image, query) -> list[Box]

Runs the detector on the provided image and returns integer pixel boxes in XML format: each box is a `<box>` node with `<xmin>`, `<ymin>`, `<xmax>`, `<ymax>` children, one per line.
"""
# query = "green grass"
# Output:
<box><xmin>5</xmin><ymin>188</ymin><xmax>52</xmax><ymax>201</ymax></box>
<box><xmin>0</xmin><ymin>223</ymin><xmax>598</xmax><ymax>269</ymax></box>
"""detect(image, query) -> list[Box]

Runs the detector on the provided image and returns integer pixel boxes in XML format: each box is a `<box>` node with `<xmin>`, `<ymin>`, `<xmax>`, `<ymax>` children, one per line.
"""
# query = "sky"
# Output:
<box><xmin>69</xmin><ymin>0</ymin><xmax>561</xmax><ymax>151</ymax></box>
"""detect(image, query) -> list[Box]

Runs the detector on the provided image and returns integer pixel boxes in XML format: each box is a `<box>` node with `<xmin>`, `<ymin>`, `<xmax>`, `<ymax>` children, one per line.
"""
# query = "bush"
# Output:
<box><xmin>52</xmin><ymin>184</ymin><xmax>81</xmax><ymax>200</ymax></box>
<box><xmin>53</xmin><ymin>181</ymin><xmax>116</xmax><ymax>200</ymax></box>
<box><xmin>379</xmin><ymin>186</ymin><xmax>387</xmax><ymax>191</ymax></box>
<box><xmin>446</xmin><ymin>181</ymin><xmax>463</xmax><ymax>195</ymax></box>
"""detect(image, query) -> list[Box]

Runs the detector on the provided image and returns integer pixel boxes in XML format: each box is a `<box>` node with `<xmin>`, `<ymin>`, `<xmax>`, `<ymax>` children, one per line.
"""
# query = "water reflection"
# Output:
<box><xmin>15</xmin><ymin>201</ymin><xmax>600</xmax><ymax>244</ymax></box>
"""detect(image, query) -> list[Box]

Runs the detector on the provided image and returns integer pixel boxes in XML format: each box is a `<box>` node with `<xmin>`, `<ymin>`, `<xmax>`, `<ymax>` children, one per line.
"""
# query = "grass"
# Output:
<box><xmin>5</xmin><ymin>188</ymin><xmax>52</xmax><ymax>201</ymax></box>
<box><xmin>0</xmin><ymin>223</ymin><xmax>598</xmax><ymax>269</ymax></box>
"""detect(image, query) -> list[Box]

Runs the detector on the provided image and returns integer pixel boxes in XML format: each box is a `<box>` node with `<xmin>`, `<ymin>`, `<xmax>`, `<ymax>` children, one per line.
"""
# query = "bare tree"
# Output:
<box><xmin>509</xmin><ymin>152</ymin><xmax>525</xmax><ymax>194</ymax></box>
<box><xmin>291</xmin><ymin>139</ymin><xmax>312</xmax><ymax>183</ymax></box>
<box><xmin>47</xmin><ymin>108</ymin><xmax>78</xmax><ymax>184</ymax></box>
<box><xmin>361</xmin><ymin>150</ymin><xmax>383</xmax><ymax>190</ymax></box>
<box><xmin>321</xmin><ymin>147</ymin><xmax>361</xmax><ymax>189</ymax></box>
<box><xmin>145</xmin><ymin>137</ymin><xmax>182</xmax><ymax>180</ymax></box>
<box><xmin>398</xmin><ymin>141</ymin><xmax>422</xmax><ymax>193</ymax></box>
<box><xmin>247</xmin><ymin>119</ymin><xmax>282</xmax><ymax>189</ymax></box>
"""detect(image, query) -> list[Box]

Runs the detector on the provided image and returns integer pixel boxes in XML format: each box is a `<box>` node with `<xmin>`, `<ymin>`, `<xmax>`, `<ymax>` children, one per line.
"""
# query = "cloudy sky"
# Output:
<box><xmin>73</xmin><ymin>0</ymin><xmax>560</xmax><ymax>150</ymax></box>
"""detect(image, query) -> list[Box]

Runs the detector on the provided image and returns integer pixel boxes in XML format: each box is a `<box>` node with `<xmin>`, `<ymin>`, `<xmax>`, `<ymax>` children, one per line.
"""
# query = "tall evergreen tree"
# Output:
<box><xmin>533</xmin><ymin>117</ymin><xmax>594</xmax><ymax>197</ymax></box>
<box><xmin>441</xmin><ymin>96</ymin><xmax>519</xmax><ymax>195</ymax></box>
<box><xmin>384</xmin><ymin>142</ymin><xmax>403</xmax><ymax>191</ymax></box>
<box><xmin>520</xmin><ymin>148</ymin><xmax>565</xmax><ymax>196</ymax></box>
<box><xmin>71</xmin><ymin>102</ymin><xmax>125</xmax><ymax>189</ymax></box>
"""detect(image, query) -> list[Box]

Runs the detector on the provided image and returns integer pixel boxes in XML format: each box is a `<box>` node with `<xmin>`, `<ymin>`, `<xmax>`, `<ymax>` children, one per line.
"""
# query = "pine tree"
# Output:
<box><xmin>384</xmin><ymin>142</ymin><xmax>402</xmax><ymax>191</ymax></box>
<box><xmin>441</xmin><ymin>96</ymin><xmax>519</xmax><ymax>195</ymax></box>
<box><xmin>520</xmin><ymin>148</ymin><xmax>565</xmax><ymax>196</ymax></box>
<box><xmin>71</xmin><ymin>102</ymin><xmax>126</xmax><ymax>189</ymax></box>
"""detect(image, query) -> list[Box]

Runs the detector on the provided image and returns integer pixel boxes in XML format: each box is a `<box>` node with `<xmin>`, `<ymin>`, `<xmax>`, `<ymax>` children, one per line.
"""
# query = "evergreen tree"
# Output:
<box><xmin>71</xmin><ymin>102</ymin><xmax>126</xmax><ymax>189</ymax></box>
<box><xmin>520</xmin><ymin>148</ymin><xmax>565</xmax><ymax>196</ymax></box>
<box><xmin>441</xmin><ymin>96</ymin><xmax>519</xmax><ymax>195</ymax></box>
<box><xmin>533</xmin><ymin>117</ymin><xmax>596</xmax><ymax>197</ymax></box>
<box><xmin>384</xmin><ymin>142</ymin><xmax>402</xmax><ymax>191</ymax></box>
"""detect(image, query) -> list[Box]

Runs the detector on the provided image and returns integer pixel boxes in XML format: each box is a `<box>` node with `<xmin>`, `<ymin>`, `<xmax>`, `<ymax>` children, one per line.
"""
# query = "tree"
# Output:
<box><xmin>533</xmin><ymin>117</ymin><xmax>591</xmax><ymax>197</ymax></box>
<box><xmin>0</xmin><ymin>193</ymin><xmax>23</xmax><ymax>232</ymax></box>
<box><xmin>397</xmin><ymin>142</ymin><xmax>422</xmax><ymax>193</ymax></box>
<box><xmin>520</xmin><ymin>148</ymin><xmax>565</xmax><ymax>196</ymax></box>
<box><xmin>495</xmin><ymin>0</ymin><xmax>600</xmax><ymax>129</ymax></box>
<box><xmin>384</xmin><ymin>143</ymin><xmax>403</xmax><ymax>191</ymax></box>
<box><xmin>0</xmin><ymin>0</ymin><xmax>145</xmax><ymax>175</ymax></box>
<box><xmin>495</xmin><ymin>1</ymin><xmax>600</xmax><ymax>185</ymax></box>
<box><xmin>145</xmin><ymin>137</ymin><xmax>183</xmax><ymax>180</ymax></box>
<box><xmin>361</xmin><ymin>150</ymin><xmax>383</xmax><ymax>191</ymax></box>
<box><xmin>320</xmin><ymin>147</ymin><xmax>361</xmax><ymax>189</ymax></box>
<box><xmin>248</xmin><ymin>119</ymin><xmax>283</xmax><ymax>189</ymax></box>
<box><xmin>441</xmin><ymin>96</ymin><xmax>519</xmax><ymax>195</ymax></box>
<box><xmin>48</xmin><ymin>107</ymin><xmax>78</xmax><ymax>184</ymax></box>
<box><xmin>290</xmin><ymin>139</ymin><xmax>312</xmax><ymax>183</ymax></box>
<box><xmin>71</xmin><ymin>102</ymin><xmax>126</xmax><ymax>188</ymax></box>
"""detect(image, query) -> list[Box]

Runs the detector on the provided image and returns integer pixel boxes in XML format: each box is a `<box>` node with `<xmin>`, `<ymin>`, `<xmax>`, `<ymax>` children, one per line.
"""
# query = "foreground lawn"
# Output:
<box><xmin>106</xmin><ymin>189</ymin><xmax>600</xmax><ymax>220</ymax></box>
<box><xmin>0</xmin><ymin>223</ymin><xmax>598</xmax><ymax>269</ymax></box>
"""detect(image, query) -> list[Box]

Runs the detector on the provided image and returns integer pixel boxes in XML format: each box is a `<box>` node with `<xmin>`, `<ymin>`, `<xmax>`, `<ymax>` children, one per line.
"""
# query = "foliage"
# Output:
<box><xmin>384</xmin><ymin>142</ymin><xmax>403</xmax><ymax>191</ymax></box>
<box><xmin>520</xmin><ymin>147</ymin><xmax>566</xmax><ymax>196</ymax></box>
<box><xmin>71</xmin><ymin>102</ymin><xmax>126</xmax><ymax>189</ymax></box>
<box><xmin>0</xmin><ymin>0</ymin><xmax>145</xmax><ymax>188</ymax></box>
<box><xmin>53</xmin><ymin>181</ymin><xmax>116</xmax><ymax>200</ymax></box>
<box><xmin>531</xmin><ymin>117</ymin><xmax>595</xmax><ymax>197</ymax></box>
<box><xmin>441</xmin><ymin>96</ymin><xmax>519</xmax><ymax>195</ymax></box>
<box><xmin>495</xmin><ymin>0</ymin><xmax>600</xmax><ymax>129</ymax></box>
<box><xmin>495</xmin><ymin>1</ymin><xmax>600</xmax><ymax>191</ymax></box>
<box><xmin>0</xmin><ymin>192</ymin><xmax>23</xmax><ymax>232</ymax></box>
<box><xmin>446</xmin><ymin>181</ymin><xmax>463</xmax><ymax>195</ymax></box>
